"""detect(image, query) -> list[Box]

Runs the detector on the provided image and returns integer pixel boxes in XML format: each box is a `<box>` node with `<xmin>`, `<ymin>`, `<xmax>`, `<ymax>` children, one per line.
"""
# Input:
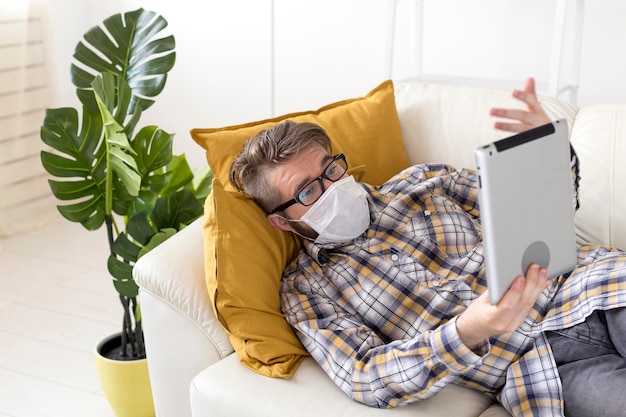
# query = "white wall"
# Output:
<box><xmin>47</xmin><ymin>0</ymin><xmax>626</xmax><ymax>169</ymax></box>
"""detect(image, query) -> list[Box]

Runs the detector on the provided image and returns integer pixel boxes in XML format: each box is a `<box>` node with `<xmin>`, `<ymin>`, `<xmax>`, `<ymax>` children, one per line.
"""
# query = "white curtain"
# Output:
<box><xmin>0</xmin><ymin>0</ymin><xmax>58</xmax><ymax>244</ymax></box>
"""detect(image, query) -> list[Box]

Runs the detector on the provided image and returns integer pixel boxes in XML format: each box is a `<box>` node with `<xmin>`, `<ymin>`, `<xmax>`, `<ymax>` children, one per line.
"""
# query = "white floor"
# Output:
<box><xmin>0</xmin><ymin>215</ymin><xmax>122</xmax><ymax>417</ymax></box>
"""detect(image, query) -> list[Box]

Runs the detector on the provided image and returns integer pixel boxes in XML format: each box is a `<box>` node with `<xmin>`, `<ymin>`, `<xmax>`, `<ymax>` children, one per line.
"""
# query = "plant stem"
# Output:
<box><xmin>131</xmin><ymin>297</ymin><xmax>143</xmax><ymax>358</ymax></box>
<box><xmin>120</xmin><ymin>295</ymin><xmax>130</xmax><ymax>357</ymax></box>
<box><xmin>105</xmin><ymin>215</ymin><xmax>115</xmax><ymax>257</ymax></box>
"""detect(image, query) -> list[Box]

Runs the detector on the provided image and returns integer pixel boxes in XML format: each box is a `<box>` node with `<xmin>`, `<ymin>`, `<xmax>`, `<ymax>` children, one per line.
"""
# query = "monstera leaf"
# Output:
<box><xmin>40</xmin><ymin>106</ymin><xmax>106</xmax><ymax>230</ymax></box>
<box><xmin>92</xmin><ymin>73</ymin><xmax>142</xmax><ymax>214</ymax></box>
<box><xmin>107</xmin><ymin>187</ymin><xmax>205</xmax><ymax>296</ymax></box>
<box><xmin>41</xmin><ymin>72</ymin><xmax>143</xmax><ymax>229</ymax></box>
<box><xmin>71</xmin><ymin>8</ymin><xmax>175</xmax><ymax>114</ymax></box>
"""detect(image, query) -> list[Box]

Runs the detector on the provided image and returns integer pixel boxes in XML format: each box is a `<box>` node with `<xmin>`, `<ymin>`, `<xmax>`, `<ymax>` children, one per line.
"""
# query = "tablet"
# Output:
<box><xmin>475</xmin><ymin>119</ymin><xmax>577</xmax><ymax>305</ymax></box>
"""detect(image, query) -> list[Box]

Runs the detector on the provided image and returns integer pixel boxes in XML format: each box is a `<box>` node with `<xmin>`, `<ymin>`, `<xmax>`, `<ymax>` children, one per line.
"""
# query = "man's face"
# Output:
<box><xmin>266</xmin><ymin>144</ymin><xmax>337</xmax><ymax>238</ymax></box>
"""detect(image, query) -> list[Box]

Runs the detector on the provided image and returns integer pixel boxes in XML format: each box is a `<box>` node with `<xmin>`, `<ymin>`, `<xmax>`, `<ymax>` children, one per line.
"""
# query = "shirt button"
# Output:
<box><xmin>424</xmin><ymin>210</ymin><xmax>431</xmax><ymax>216</ymax></box>
<box><xmin>391</xmin><ymin>254</ymin><xmax>399</xmax><ymax>262</ymax></box>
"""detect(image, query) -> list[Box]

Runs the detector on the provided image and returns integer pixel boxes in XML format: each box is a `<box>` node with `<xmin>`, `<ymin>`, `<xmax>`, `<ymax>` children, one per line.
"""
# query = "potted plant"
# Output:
<box><xmin>39</xmin><ymin>8</ymin><xmax>211</xmax><ymax>416</ymax></box>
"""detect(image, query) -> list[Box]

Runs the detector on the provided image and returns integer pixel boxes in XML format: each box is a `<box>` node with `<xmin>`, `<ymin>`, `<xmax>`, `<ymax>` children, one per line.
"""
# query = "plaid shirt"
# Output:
<box><xmin>280</xmin><ymin>156</ymin><xmax>626</xmax><ymax>416</ymax></box>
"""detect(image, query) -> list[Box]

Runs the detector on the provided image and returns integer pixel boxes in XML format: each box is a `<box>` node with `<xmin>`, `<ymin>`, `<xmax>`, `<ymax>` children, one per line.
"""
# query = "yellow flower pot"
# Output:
<box><xmin>94</xmin><ymin>333</ymin><xmax>155</xmax><ymax>417</ymax></box>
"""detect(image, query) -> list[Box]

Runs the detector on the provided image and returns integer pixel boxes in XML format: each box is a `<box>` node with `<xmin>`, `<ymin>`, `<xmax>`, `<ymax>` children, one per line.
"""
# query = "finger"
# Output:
<box><xmin>514</xmin><ymin>78</ymin><xmax>544</xmax><ymax>114</ymax></box>
<box><xmin>499</xmin><ymin>266</ymin><xmax>542</xmax><ymax>310</ymax></box>
<box><xmin>490</xmin><ymin>107</ymin><xmax>549</xmax><ymax>131</ymax></box>
<box><xmin>491</xmin><ymin>117</ymin><xmax>537</xmax><ymax>133</ymax></box>
<box><xmin>522</xmin><ymin>264</ymin><xmax>549</xmax><ymax>303</ymax></box>
<box><xmin>492</xmin><ymin>276</ymin><xmax>531</xmax><ymax>331</ymax></box>
<box><xmin>490</xmin><ymin>108</ymin><xmax>533</xmax><ymax>122</ymax></box>
<box><xmin>512</xmin><ymin>89</ymin><xmax>542</xmax><ymax>113</ymax></box>
<box><xmin>536</xmin><ymin>270</ymin><xmax>548</xmax><ymax>291</ymax></box>
<box><xmin>497</xmin><ymin>275</ymin><xmax>525</xmax><ymax>308</ymax></box>
<box><xmin>492</xmin><ymin>121</ymin><xmax>528</xmax><ymax>133</ymax></box>
<box><xmin>522</xmin><ymin>264</ymin><xmax>542</xmax><ymax>298</ymax></box>
<box><xmin>523</xmin><ymin>77</ymin><xmax>536</xmax><ymax>95</ymax></box>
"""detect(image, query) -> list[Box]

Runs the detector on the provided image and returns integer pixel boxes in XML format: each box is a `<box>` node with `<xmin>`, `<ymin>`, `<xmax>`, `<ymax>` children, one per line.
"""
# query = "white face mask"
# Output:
<box><xmin>299</xmin><ymin>175</ymin><xmax>370</xmax><ymax>244</ymax></box>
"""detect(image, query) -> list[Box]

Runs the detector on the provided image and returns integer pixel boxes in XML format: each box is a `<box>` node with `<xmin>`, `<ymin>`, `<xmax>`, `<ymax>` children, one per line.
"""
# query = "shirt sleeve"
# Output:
<box><xmin>281</xmin><ymin>262</ymin><xmax>489</xmax><ymax>409</ymax></box>
<box><xmin>439</xmin><ymin>167</ymin><xmax>482</xmax><ymax>218</ymax></box>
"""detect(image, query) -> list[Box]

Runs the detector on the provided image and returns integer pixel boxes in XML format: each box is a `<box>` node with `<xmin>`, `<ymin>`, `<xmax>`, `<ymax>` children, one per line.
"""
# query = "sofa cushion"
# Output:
<box><xmin>195</xmin><ymin>80</ymin><xmax>409</xmax><ymax>378</ymax></box>
<box><xmin>203</xmin><ymin>179</ymin><xmax>307</xmax><ymax>377</ymax></box>
<box><xmin>190</xmin><ymin>355</ymin><xmax>507</xmax><ymax>417</ymax></box>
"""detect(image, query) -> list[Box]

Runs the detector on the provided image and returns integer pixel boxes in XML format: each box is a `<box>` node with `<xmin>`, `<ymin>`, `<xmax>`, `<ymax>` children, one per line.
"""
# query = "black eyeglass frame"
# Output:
<box><xmin>269</xmin><ymin>153</ymin><xmax>348</xmax><ymax>214</ymax></box>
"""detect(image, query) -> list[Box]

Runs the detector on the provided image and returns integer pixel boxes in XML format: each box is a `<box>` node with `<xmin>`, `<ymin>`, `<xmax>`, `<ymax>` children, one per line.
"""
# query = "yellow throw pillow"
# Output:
<box><xmin>190</xmin><ymin>79</ymin><xmax>409</xmax><ymax>191</ymax></box>
<box><xmin>203</xmin><ymin>179</ymin><xmax>307</xmax><ymax>378</ymax></box>
<box><xmin>196</xmin><ymin>80</ymin><xmax>408</xmax><ymax>378</ymax></box>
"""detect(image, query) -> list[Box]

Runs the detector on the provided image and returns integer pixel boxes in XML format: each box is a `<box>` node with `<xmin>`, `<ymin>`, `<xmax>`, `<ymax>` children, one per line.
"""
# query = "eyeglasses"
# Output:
<box><xmin>270</xmin><ymin>153</ymin><xmax>348</xmax><ymax>214</ymax></box>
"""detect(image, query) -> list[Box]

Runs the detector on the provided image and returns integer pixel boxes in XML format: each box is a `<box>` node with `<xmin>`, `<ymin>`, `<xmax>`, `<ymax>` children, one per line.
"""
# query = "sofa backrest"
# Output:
<box><xmin>393</xmin><ymin>82</ymin><xmax>578</xmax><ymax>169</ymax></box>
<box><xmin>569</xmin><ymin>105</ymin><xmax>626</xmax><ymax>251</ymax></box>
<box><xmin>393</xmin><ymin>82</ymin><xmax>625</xmax><ymax>251</ymax></box>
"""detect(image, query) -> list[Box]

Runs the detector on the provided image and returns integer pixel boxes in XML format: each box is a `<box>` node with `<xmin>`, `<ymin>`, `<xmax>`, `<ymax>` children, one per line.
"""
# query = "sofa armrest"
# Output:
<box><xmin>134</xmin><ymin>217</ymin><xmax>233</xmax><ymax>417</ymax></box>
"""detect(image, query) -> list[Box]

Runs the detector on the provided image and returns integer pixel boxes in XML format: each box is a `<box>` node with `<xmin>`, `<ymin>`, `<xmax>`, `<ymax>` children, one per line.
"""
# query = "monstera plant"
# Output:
<box><xmin>40</xmin><ymin>8</ymin><xmax>211</xmax><ymax>361</ymax></box>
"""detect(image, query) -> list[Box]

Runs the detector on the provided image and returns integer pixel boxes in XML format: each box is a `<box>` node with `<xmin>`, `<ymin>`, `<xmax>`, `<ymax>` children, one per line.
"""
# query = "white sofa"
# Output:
<box><xmin>134</xmin><ymin>82</ymin><xmax>626</xmax><ymax>417</ymax></box>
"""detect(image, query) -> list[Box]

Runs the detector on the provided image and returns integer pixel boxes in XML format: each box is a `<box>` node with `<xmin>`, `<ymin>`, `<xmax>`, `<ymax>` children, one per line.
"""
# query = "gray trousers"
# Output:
<box><xmin>546</xmin><ymin>308</ymin><xmax>626</xmax><ymax>417</ymax></box>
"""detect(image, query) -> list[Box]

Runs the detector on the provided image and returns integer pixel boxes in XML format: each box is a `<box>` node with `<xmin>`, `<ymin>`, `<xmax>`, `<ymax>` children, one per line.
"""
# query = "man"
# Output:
<box><xmin>229</xmin><ymin>78</ymin><xmax>626</xmax><ymax>417</ymax></box>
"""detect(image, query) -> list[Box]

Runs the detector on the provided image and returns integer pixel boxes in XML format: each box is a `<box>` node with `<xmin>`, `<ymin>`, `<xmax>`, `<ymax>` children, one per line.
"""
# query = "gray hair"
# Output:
<box><xmin>229</xmin><ymin>120</ymin><xmax>332</xmax><ymax>213</ymax></box>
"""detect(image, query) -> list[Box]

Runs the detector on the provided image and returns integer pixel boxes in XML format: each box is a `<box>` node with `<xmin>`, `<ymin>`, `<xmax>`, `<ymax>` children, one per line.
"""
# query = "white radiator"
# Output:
<box><xmin>0</xmin><ymin>0</ymin><xmax>58</xmax><ymax>238</ymax></box>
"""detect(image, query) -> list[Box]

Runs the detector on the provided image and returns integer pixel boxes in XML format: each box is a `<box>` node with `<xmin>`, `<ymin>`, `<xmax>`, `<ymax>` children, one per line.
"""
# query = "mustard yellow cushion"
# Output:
<box><xmin>196</xmin><ymin>80</ymin><xmax>408</xmax><ymax>378</ymax></box>
<box><xmin>190</xmin><ymin>79</ymin><xmax>409</xmax><ymax>191</ymax></box>
<box><xmin>203</xmin><ymin>179</ymin><xmax>307</xmax><ymax>377</ymax></box>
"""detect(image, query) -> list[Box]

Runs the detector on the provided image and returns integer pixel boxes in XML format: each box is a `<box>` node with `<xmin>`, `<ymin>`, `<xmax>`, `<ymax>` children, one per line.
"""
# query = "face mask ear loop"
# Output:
<box><xmin>273</xmin><ymin>214</ymin><xmax>315</xmax><ymax>242</ymax></box>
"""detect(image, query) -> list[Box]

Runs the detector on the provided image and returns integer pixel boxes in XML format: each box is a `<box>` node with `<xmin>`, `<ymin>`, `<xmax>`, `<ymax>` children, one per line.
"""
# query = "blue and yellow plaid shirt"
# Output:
<box><xmin>281</xmin><ymin>157</ymin><xmax>626</xmax><ymax>416</ymax></box>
